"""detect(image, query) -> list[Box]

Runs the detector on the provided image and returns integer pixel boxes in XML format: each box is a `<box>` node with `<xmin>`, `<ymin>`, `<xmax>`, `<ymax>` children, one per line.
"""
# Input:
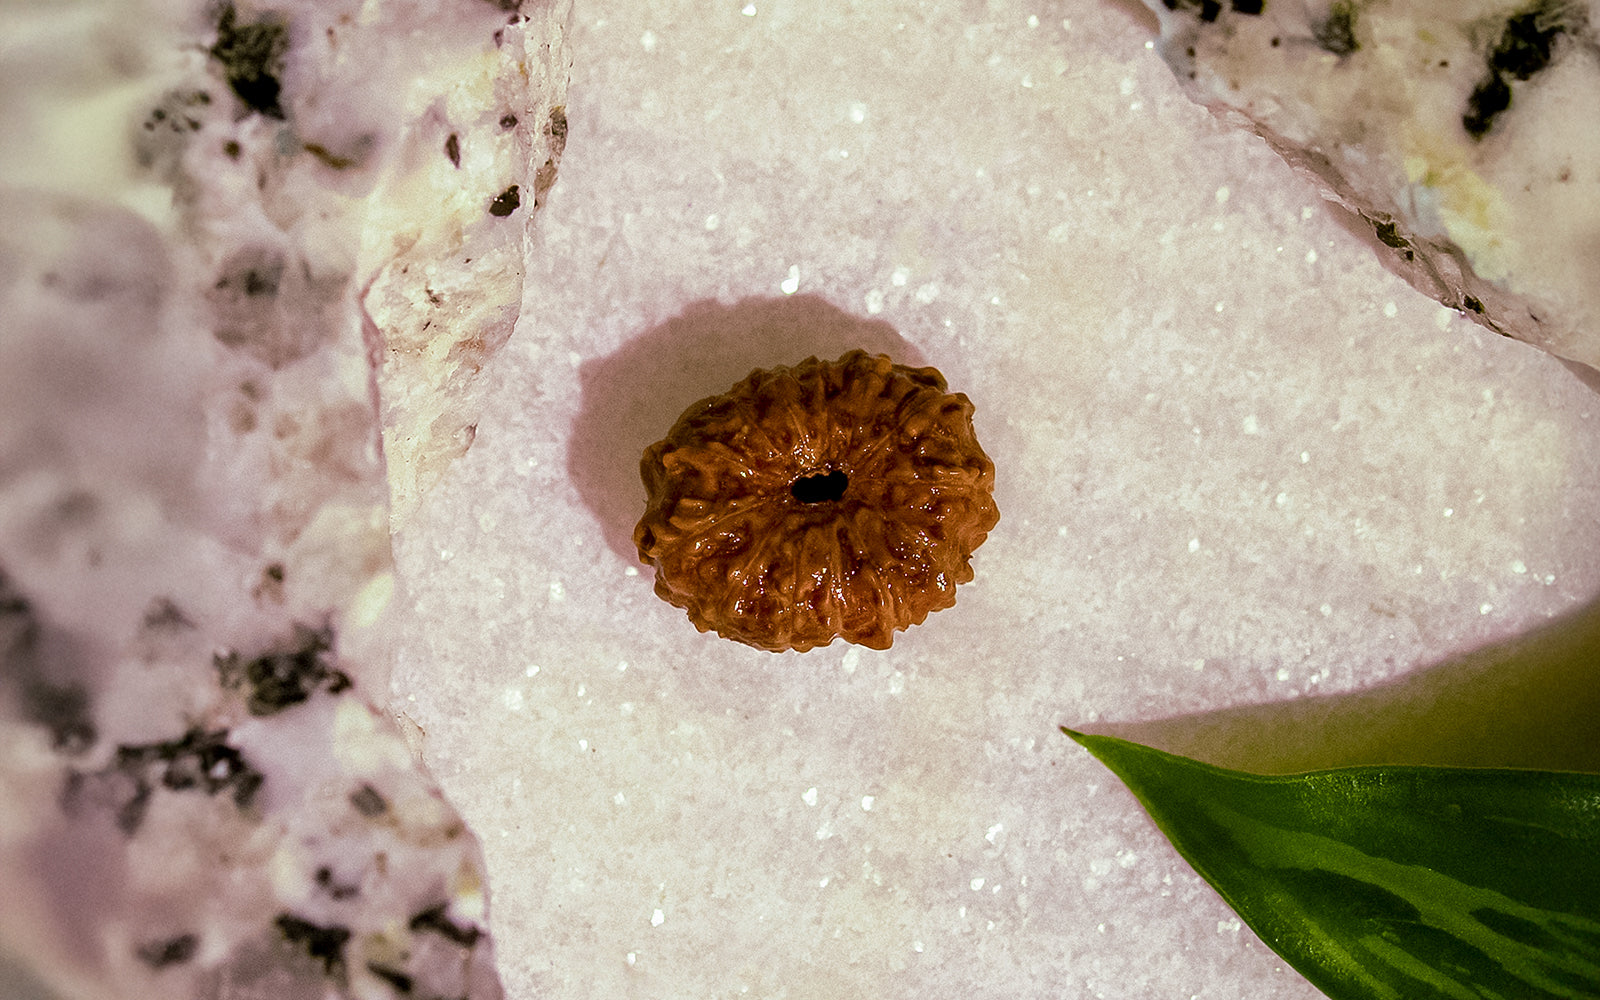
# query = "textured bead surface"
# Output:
<box><xmin>634</xmin><ymin>350</ymin><xmax>999</xmax><ymax>652</ymax></box>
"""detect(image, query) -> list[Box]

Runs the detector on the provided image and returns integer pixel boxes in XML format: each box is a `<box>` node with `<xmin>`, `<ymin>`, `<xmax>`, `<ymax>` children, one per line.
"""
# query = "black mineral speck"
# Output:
<box><xmin>2</xmin><ymin>570</ymin><xmax>96</xmax><ymax>754</ymax></box>
<box><xmin>1314</xmin><ymin>2</ymin><xmax>1359</xmax><ymax>56</ymax></box>
<box><xmin>1463</xmin><ymin>295</ymin><xmax>1487</xmax><ymax>314</ymax></box>
<box><xmin>1463</xmin><ymin>74</ymin><xmax>1514</xmax><ymax>138</ymax></box>
<box><xmin>136</xmin><ymin>934</ymin><xmax>199</xmax><ymax>969</ymax></box>
<box><xmin>1463</xmin><ymin>1</ymin><xmax>1567</xmax><ymax>139</ymax></box>
<box><xmin>1489</xmin><ymin>3</ymin><xmax>1565</xmax><ymax>78</ymax></box>
<box><xmin>253</xmin><ymin>561</ymin><xmax>287</xmax><ymax>602</ymax></box>
<box><xmin>488</xmin><ymin>184</ymin><xmax>521</xmax><ymax>217</ymax></box>
<box><xmin>210</xmin><ymin>3</ymin><xmax>290</xmax><ymax>120</ymax></box>
<box><xmin>215</xmin><ymin>623</ymin><xmax>353</xmax><ymax>716</ymax></box>
<box><xmin>158</xmin><ymin>730</ymin><xmax>262</xmax><ymax>803</ymax></box>
<box><xmin>499</xmin><ymin>113</ymin><xmax>518</xmax><ymax>129</ymax></box>
<box><xmin>366</xmin><ymin>963</ymin><xmax>415</xmax><ymax>994</ymax></box>
<box><xmin>67</xmin><ymin>727</ymin><xmax>264</xmax><ymax>835</ymax></box>
<box><xmin>1372</xmin><ymin>220</ymin><xmax>1407</xmax><ymax>249</ymax></box>
<box><xmin>349</xmin><ymin>783</ymin><xmax>389</xmax><ymax>817</ymax></box>
<box><xmin>409</xmin><ymin>904</ymin><xmax>483</xmax><ymax>947</ymax></box>
<box><xmin>275</xmin><ymin>914</ymin><xmax>350</xmax><ymax>979</ymax></box>
<box><xmin>214</xmin><ymin>249</ymin><xmax>285</xmax><ymax>300</ymax></box>
<box><xmin>315</xmin><ymin>866</ymin><xmax>360</xmax><ymax>901</ymax></box>
<box><xmin>22</xmin><ymin>679</ymin><xmax>96</xmax><ymax>755</ymax></box>
<box><xmin>445</xmin><ymin>133</ymin><xmax>461</xmax><ymax>168</ymax></box>
<box><xmin>1164</xmin><ymin>1</ymin><xmax>1267</xmax><ymax>23</ymax></box>
<box><xmin>142</xmin><ymin>91</ymin><xmax>212</xmax><ymax>135</ymax></box>
<box><xmin>303</xmin><ymin>142</ymin><xmax>360</xmax><ymax>170</ymax></box>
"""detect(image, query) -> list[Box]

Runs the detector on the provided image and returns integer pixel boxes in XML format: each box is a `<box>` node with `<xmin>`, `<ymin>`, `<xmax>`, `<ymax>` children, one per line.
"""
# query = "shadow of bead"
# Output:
<box><xmin>566</xmin><ymin>294</ymin><xmax>921</xmax><ymax>563</ymax></box>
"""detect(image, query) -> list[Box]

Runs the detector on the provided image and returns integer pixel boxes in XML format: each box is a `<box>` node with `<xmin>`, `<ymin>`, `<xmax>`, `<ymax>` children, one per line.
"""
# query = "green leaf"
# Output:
<box><xmin>1063</xmin><ymin>728</ymin><xmax>1600</xmax><ymax>1000</ymax></box>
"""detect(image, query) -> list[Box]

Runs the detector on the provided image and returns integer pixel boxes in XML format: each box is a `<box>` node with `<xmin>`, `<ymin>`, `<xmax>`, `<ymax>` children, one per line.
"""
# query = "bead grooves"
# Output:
<box><xmin>633</xmin><ymin>349</ymin><xmax>998</xmax><ymax>652</ymax></box>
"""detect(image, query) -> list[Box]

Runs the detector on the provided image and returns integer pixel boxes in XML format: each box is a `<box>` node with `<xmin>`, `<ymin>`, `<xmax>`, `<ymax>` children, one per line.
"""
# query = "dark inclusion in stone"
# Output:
<box><xmin>2</xmin><ymin>568</ymin><xmax>97</xmax><ymax>754</ymax></box>
<box><xmin>213</xmin><ymin>247</ymin><xmax>285</xmax><ymax>302</ymax></box>
<box><xmin>1313</xmin><ymin>1</ymin><xmax>1359</xmax><ymax>56</ymax></box>
<box><xmin>348</xmin><ymin>782</ymin><xmax>389</xmax><ymax>817</ymax></box>
<box><xmin>314</xmin><ymin>866</ymin><xmax>360</xmax><ymax>901</ymax></box>
<box><xmin>409</xmin><ymin>904</ymin><xmax>483</xmax><ymax>947</ymax></box>
<box><xmin>365</xmin><ymin>963</ymin><xmax>415</xmax><ymax>994</ymax></box>
<box><xmin>0</xmin><ymin>569</ymin><xmax>35</xmax><ymax>660</ymax></box>
<box><xmin>1162</xmin><ymin>0</ymin><xmax>1264</xmax><ymax>20</ymax></box>
<box><xmin>215</xmin><ymin>623</ymin><xmax>352</xmax><ymax>717</ymax></box>
<box><xmin>136</xmin><ymin>934</ymin><xmax>199</xmax><ymax>969</ymax></box>
<box><xmin>65</xmin><ymin>727</ymin><xmax>265</xmax><ymax>835</ymax></box>
<box><xmin>22</xmin><ymin>678</ymin><xmax>96</xmax><ymax>755</ymax></box>
<box><xmin>547</xmin><ymin>106</ymin><xmax>569</xmax><ymax>153</ymax></box>
<box><xmin>142</xmin><ymin>91</ymin><xmax>212</xmax><ymax>135</ymax></box>
<box><xmin>274</xmin><ymin>914</ymin><xmax>351</xmax><ymax>980</ymax></box>
<box><xmin>210</xmin><ymin>3</ymin><xmax>290</xmax><ymax>120</ymax></box>
<box><xmin>1488</xmin><ymin>2</ymin><xmax>1568</xmax><ymax>78</ymax></box>
<box><xmin>488</xmin><ymin>184</ymin><xmax>522</xmax><ymax>217</ymax></box>
<box><xmin>1371</xmin><ymin>218</ymin><xmax>1416</xmax><ymax>261</ymax></box>
<box><xmin>142</xmin><ymin>597</ymin><xmax>195</xmax><ymax>632</ymax></box>
<box><xmin>1463</xmin><ymin>1</ymin><xmax>1569</xmax><ymax>139</ymax></box>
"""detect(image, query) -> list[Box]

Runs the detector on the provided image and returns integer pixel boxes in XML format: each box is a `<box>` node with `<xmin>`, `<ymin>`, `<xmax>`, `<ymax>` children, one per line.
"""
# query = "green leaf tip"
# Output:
<box><xmin>1061</xmin><ymin>728</ymin><xmax>1600</xmax><ymax>1000</ymax></box>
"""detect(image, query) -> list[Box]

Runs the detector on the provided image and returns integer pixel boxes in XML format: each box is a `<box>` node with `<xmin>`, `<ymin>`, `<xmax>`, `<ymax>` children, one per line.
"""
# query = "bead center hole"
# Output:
<box><xmin>791</xmin><ymin>469</ymin><xmax>848</xmax><ymax>504</ymax></box>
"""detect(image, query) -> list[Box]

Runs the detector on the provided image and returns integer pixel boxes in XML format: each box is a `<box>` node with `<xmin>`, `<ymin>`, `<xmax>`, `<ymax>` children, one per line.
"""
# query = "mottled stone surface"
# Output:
<box><xmin>1143</xmin><ymin>0</ymin><xmax>1600</xmax><ymax>370</ymax></box>
<box><xmin>361</xmin><ymin>0</ymin><xmax>572</xmax><ymax>526</ymax></box>
<box><xmin>0</xmin><ymin>1</ymin><xmax>570</xmax><ymax>998</ymax></box>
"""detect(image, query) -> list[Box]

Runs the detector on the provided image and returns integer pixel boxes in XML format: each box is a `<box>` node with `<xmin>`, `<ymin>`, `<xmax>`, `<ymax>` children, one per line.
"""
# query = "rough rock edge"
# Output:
<box><xmin>1144</xmin><ymin>0</ymin><xmax>1600</xmax><ymax>372</ymax></box>
<box><xmin>1248</xmin><ymin>122</ymin><xmax>1542</xmax><ymax>352</ymax></box>
<box><xmin>0</xmin><ymin>1</ymin><xmax>572</xmax><ymax>998</ymax></box>
<box><xmin>363</xmin><ymin>0</ymin><xmax>574</xmax><ymax>527</ymax></box>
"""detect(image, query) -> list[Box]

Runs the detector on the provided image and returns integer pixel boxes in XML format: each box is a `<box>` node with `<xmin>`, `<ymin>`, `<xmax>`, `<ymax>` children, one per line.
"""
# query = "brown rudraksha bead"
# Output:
<box><xmin>633</xmin><ymin>349</ymin><xmax>998</xmax><ymax>652</ymax></box>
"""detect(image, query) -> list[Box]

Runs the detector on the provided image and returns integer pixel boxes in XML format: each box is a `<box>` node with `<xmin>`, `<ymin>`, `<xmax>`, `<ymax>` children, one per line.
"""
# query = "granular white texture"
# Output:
<box><xmin>392</xmin><ymin>2</ymin><xmax>1600</xmax><ymax>999</ymax></box>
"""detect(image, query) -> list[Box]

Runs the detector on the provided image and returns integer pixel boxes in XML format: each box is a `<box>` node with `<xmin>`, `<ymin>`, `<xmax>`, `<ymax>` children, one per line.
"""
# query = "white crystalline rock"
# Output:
<box><xmin>1145</xmin><ymin>0</ymin><xmax>1600</xmax><ymax>369</ymax></box>
<box><xmin>0</xmin><ymin>1</ymin><xmax>569</xmax><ymax>998</ymax></box>
<box><xmin>361</xmin><ymin>0</ymin><xmax>572</xmax><ymax>525</ymax></box>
